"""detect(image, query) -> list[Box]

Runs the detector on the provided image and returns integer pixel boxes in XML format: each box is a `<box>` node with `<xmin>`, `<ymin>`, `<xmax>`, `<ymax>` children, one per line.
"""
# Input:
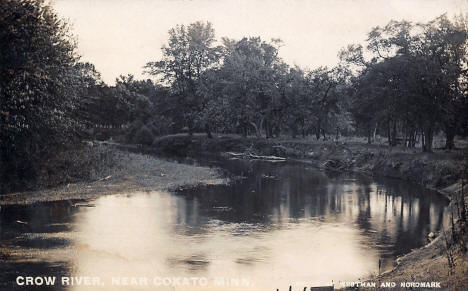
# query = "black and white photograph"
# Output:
<box><xmin>1</xmin><ymin>0</ymin><xmax>468</xmax><ymax>290</ymax></box>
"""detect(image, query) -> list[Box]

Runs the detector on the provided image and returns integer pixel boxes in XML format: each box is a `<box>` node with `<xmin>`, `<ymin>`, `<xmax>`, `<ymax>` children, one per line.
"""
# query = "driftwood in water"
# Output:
<box><xmin>226</xmin><ymin>152</ymin><xmax>286</xmax><ymax>161</ymax></box>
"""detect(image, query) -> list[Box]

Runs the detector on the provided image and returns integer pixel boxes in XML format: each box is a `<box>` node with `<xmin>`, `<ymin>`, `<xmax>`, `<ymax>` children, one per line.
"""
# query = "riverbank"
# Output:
<box><xmin>364</xmin><ymin>233</ymin><xmax>468</xmax><ymax>290</ymax></box>
<box><xmin>0</xmin><ymin>143</ymin><xmax>225</xmax><ymax>205</ymax></box>
<box><xmin>2</xmin><ymin>134</ymin><xmax>466</xmax><ymax>288</ymax></box>
<box><xmin>359</xmin><ymin>179</ymin><xmax>468</xmax><ymax>290</ymax></box>
<box><xmin>152</xmin><ymin>134</ymin><xmax>468</xmax><ymax>289</ymax></box>
<box><xmin>152</xmin><ymin>134</ymin><xmax>463</xmax><ymax>191</ymax></box>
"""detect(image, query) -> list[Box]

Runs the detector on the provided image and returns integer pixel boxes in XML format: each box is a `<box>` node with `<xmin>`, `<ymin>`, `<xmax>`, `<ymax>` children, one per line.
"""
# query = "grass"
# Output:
<box><xmin>0</xmin><ymin>143</ymin><xmax>225</xmax><ymax>205</ymax></box>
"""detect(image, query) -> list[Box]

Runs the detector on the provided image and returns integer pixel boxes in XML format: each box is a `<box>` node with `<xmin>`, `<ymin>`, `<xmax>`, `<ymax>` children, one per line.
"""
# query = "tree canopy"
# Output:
<box><xmin>1</xmin><ymin>4</ymin><xmax>467</xmax><ymax>191</ymax></box>
<box><xmin>0</xmin><ymin>0</ymin><xmax>82</xmax><ymax>190</ymax></box>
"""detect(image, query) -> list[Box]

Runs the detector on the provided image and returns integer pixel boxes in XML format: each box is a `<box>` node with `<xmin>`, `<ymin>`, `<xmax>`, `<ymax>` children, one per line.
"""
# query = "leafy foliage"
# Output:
<box><xmin>2</xmin><ymin>9</ymin><xmax>467</xmax><ymax>191</ymax></box>
<box><xmin>0</xmin><ymin>0</ymin><xmax>82</xmax><ymax>190</ymax></box>
<box><xmin>145</xmin><ymin>21</ymin><xmax>221</xmax><ymax>134</ymax></box>
<box><xmin>342</xmin><ymin>15</ymin><xmax>468</xmax><ymax>150</ymax></box>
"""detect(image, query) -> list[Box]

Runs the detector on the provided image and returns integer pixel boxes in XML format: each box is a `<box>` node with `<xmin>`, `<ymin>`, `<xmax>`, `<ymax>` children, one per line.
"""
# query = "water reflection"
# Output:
<box><xmin>0</xmin><ymin>159</ymin><xmax>449</xmax><ymax>290</ymax></box>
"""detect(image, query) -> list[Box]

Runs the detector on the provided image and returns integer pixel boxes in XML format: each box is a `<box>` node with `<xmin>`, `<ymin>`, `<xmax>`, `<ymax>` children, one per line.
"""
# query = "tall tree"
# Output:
<box><xmin>217</xmin><ymin>37</ymin><xmax>285</xmax><ymax>137</ymax></box>
<box><xmin>0</xmin><ymin>0</ymin><xmax>81</xmax><ymax>190</ymax></box>
<box><xmin>145</xmin><ymin>21</ymin><xmax>221</xmax><ymax>135</ymax></box>
<box><xmin>342</xmin><ymin>15</ymin><xmax>468</xmax><ymax>151</ymax></box>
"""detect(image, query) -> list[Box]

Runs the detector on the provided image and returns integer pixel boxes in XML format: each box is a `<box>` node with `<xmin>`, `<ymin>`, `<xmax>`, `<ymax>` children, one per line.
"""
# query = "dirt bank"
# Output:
<box><xmin>0</xmin><ymin>144</ymin><xmax>226</xmax><ymax>205</ymax></box>
<box><xmin>363</xmin><ymin>235</ymin><xmax>468</xmax><ymax>290</ymax></box>
<box><xmin>152</xmin><ymin>134</ymin><xmax>463</xmax><ymax>191</ymax></box>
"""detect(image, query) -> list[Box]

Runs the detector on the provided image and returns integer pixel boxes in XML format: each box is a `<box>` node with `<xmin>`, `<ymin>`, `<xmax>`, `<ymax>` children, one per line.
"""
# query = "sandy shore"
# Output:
<box><xmin>0</xmin><ymin>149</ymin><xmax>226</xmax><ymax>205</ymax></box>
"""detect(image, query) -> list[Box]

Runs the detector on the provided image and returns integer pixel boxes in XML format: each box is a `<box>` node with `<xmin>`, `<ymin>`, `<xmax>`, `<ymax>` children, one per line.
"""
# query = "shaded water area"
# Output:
<box><xmin>0</xmin><ymin>156</ymin><xmax>450</xmax><ymax>290</ymax></box>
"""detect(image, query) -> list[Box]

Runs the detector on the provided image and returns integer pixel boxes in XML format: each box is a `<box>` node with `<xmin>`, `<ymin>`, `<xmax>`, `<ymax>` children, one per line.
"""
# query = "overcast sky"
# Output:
<box><xmin>53</xmin><ymin>0</ymin><xmax>468</xmax><ymax>84</ymax></box>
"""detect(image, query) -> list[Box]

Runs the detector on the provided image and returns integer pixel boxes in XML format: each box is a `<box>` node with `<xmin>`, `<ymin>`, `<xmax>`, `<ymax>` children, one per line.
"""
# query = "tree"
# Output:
<box><xmin>216</xmin><ymin>37</ymin><xmax>285</xmax><ymax>137</ymax></box>
<box><xmin>305</xmin><ymin>67</ymin><xmax>342</xmax><ymax>140</ymax></box>
<box><xmin>73</xmin><ymin>62</ymin><xmax>105</xmax><ymax>129</ymax></box>
<box><xmin>145</xmin><ymin>21</ymin><xmax>221</xmax><ymax>135</ymax></box>
<box><xmin>0</xmin><ymin>0</ymin><xmax>81</xmax><ymax>190</ymax></box>
<box><xmin>342</xmin><ymin>15</ymin><xmax>468</xmax><ymax>151</ymax></box>
<box><xmin>282</xmin><ymin>66</ymin><xmax>309</xmax><ymax>138</ymax></box>
<box><xmin>425</xmin><ymin>15</ymin><xmax>468</xmax><ymax>149</ymax></box>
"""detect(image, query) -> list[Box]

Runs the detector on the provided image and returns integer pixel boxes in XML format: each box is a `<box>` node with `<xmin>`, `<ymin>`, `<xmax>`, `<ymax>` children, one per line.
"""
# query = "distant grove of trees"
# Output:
<box><xmin>139</xmin><ymin>15</ymin><xmax>468</xmax><ymax>153</ymax></box>
<box><xmin>342</xmin><ymin>16</ymin><xmax>468</xmax><ymax>152</ymax></box>
<box><xmin>1</xmin><ymin>0</ymin><xmax>467</xmax><ymax>190</ymax></box>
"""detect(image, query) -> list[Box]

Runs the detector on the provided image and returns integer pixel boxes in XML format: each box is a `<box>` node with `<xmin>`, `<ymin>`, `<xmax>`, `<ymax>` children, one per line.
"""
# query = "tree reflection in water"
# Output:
<box><xmin>0</xmin><ymin>158</ymin><xmax>449</xmax><ymax>290</ymax></box>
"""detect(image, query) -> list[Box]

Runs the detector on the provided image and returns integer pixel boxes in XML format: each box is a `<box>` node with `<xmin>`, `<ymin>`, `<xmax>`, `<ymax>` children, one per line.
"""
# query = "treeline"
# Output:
<box><xmin>1</xmin><ymin>0</ymin><xmax>467</xmax><ymax>191</ymax></box>
<box><xmin>121</xmin><ymin>16</ymin><xmax>468</xmax><ymax>152</ymax></box>
<box><xmin>343</xmin><ymin>17</ymin><xmax>468</xmax><ymax>151</ymax></box>
<box><xmin>142</xmin><ymin>23</ymin><xmax>354</xmax><ymax>141</ymax></box>
<box><xmin>78</xmin><ymin>26</ymin><xmax>354</xmax><ymax>143</ymax></box>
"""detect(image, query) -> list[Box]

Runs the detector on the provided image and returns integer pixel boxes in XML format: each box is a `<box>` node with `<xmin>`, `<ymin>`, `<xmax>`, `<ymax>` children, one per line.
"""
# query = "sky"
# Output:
<box><xmin>52</xmin><ymin>0</ymin><xmax>468</xmax><ymax>84</ymax></box>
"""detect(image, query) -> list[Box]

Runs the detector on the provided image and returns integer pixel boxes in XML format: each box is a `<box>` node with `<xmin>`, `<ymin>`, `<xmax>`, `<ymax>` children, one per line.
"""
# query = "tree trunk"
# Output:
<box><xmin>423</xmin><ymin>126</ymin><xmax>433</xmax><ymax>152</ymax></box>
<box><xmin>249</xmin><ymin>121</ymin><xmax>261</xmax><ymax>138</ymax></box>
<box><xmin>387</xmin><ymin>120</ymin><xmax>392</xmax><ymax>146</ymax></box>
<box><xmin>322</xmin><ymin>128</ymin><xmax>327</xmax><ymax>141</ymax></box>
<box><xmin>409</xmin><ymin>131</ymin><xmax>414</xmax><ymax>148</ymax></box>
<box><xmin>421</xmin><ymin>130</ymin><xmax>425</xmax><ymax>150</ymax></box>
<box><xmin>300</xmin><ymin>119</ymin><xmax>305</xmax><ymax>139</ymax></box>
<box><xmin>260</xmin><ymin>117</ymin><xmax>267</xmax><ymax>138</ymax></box>
<box><xmin>264</xmin><ymin>119</ymin><xmax>272</xmax><ymax>139</ymax></box>
<box><xmin>274</xmin><ymin>124</ymin><xmax>281</xmax><ymax>137</ymax></box>
<box><xmin>404</xmin><ymin>124</ymin><xmax>408</xmax><ymax>148</ymax></box>
<box><xmin>390</xmin><ymin>121</ymin><xmax>397</xmax><ymax>146</ymax></box>
<box><xmin>315</xmin><ymin>119</ymin><xmax>321</xmax><ymax>140</ymax></box>
<box><xmin>444</xmin><ymin>126</ymin><xmax>455</xmax><ymax>150</ymax></box>
<box><xmin>290</xmin><ymin>122</ymin><xmax>297</xmax><ymax>139</ymax></box>
<box><xmin>240</xmin><ymin>122</ymin><xmax>248</xmax><ymax>138</ymax></box>
<box><xmin>205</xmin><ymin>123</ymin><xmax>212</xmax><ymax>139</ymax></box>
<box><xmin>373</xmin><ymin>122</ymin><xmax>378</xmax><ymax>142</ymax></box>
<box><xmin>291</xmin><ymin>129</ymin><xmax>297</xmax><ymax>139</ymax></box>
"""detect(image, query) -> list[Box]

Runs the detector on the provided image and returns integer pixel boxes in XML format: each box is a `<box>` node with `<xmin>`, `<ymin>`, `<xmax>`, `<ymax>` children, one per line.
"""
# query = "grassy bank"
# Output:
<box><xmin>152</xmin><ymin>134</ymin><xmax>464</xmax><ymax>190</ymax></box>
<box><xmin>0</xmin><ymin>143</ymin><xmax>225</xmax><ymax>205</ymax></box>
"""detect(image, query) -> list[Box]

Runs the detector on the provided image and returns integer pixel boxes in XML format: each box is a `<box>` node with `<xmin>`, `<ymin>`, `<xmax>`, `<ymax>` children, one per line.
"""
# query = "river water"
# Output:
<box><xmin>0</xmin><ymin>157</ymin><xmax>449</xmax><ymax>290</ymax></box>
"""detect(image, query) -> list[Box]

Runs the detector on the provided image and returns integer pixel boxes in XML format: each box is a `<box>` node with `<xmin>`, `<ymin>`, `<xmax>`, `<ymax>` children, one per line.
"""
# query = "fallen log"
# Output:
<box><xmin>226</xmin><ymin>152</ymin><xmax>286</xmax><ymax>161</ymax></box>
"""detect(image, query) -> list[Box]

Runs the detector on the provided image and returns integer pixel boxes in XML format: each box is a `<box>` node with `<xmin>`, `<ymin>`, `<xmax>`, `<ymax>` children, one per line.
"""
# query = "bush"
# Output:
<box><xmin>130</xmin><ymin>125</ymin><xmax>155</xmax><ymax>145</ymax></box>
<box><xmin>1</xmin><ymin>143</ymin><xmax>122</xmax><ymax>193</ymax></box>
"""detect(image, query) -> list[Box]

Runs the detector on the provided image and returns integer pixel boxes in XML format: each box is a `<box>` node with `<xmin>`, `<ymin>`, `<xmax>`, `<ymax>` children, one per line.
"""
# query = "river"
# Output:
<box><xmin>0</xmin><ymin>156</ymin><xmax>450</xmax><ymax>290</ymax></box>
